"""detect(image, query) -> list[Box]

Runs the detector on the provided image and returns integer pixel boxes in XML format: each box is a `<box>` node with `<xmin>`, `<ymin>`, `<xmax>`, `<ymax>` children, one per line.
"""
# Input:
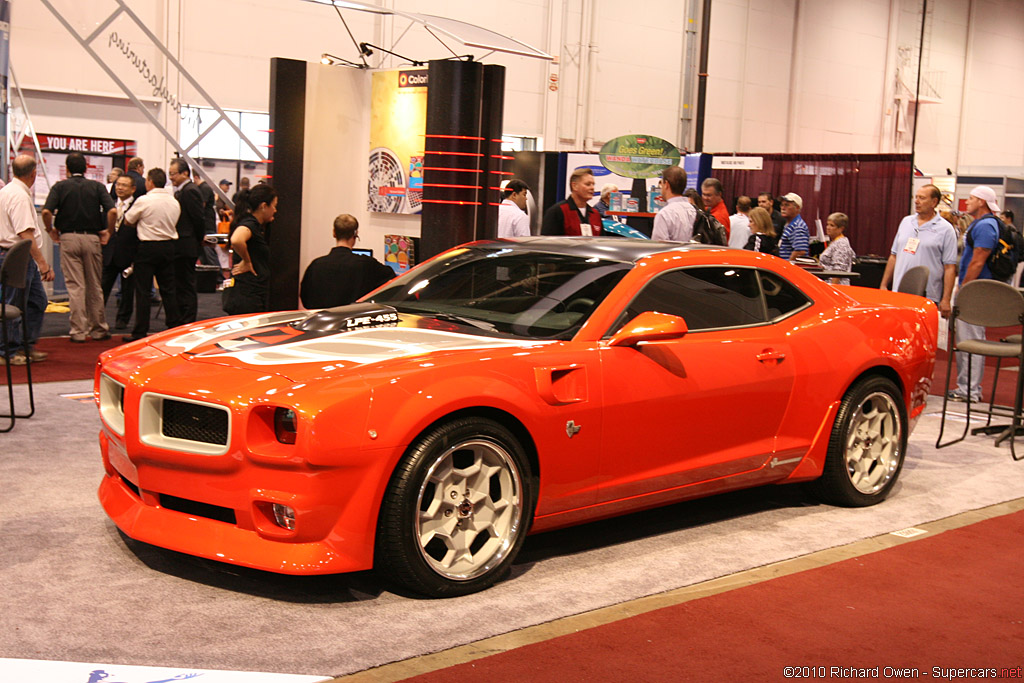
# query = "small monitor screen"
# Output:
<box><xmin>353</xmin><ymin>248</ymin><xmax>373</xmax><ymax>258</ymax></box>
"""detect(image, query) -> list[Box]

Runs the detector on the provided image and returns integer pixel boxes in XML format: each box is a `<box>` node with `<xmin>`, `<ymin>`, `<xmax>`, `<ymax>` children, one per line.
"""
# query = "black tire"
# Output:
<box><xmin>811</xmin><ymin>375</ymin><xmax>907</xmax><ymax>507</ymax></box>
<box><xmin>375</xmin><ymin>417</ymin><xmax>535</xmax><ymax>597</ymax></box>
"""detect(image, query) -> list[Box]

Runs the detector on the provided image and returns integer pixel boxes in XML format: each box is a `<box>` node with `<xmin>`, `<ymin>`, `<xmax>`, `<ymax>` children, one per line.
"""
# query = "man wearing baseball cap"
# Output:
<box><xmin>777</xmin><ymin>192</ymin><xmax>809</xmax><ymax>261</ymax></box>
<box><xmin>949</xmin><ymin>185</ymin><xmax>1003</xmax><ymax>402</ymax></box>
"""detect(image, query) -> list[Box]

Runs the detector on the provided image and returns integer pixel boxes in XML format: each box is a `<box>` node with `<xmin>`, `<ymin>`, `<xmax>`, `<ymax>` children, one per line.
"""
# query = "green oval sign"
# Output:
<box><xmin>599</xmin><ymin>134</ymin><xmax>681</xmax><ymax>179</ymax></box>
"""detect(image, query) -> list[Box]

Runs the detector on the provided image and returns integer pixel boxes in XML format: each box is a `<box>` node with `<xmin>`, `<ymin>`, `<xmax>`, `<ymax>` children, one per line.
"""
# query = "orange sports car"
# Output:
<box><xmin>95</xmin><ymin>238</ymin><xmax>937</xmax><ymax>597</ymax></box>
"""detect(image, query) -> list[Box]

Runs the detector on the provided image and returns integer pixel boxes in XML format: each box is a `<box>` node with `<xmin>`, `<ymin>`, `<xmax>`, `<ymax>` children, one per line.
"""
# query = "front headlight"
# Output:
<box><xmin>98</xmin><ymin>374</ymin><xmax>125</xmax><ymax>436</ymax></box>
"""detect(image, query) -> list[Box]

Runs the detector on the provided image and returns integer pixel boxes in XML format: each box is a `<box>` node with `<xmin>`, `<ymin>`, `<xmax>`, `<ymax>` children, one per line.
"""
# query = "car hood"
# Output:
<box><xmin>150</xmin><ymin>304</ymin><xmax>553</xmax><ymax>383</ymax></box>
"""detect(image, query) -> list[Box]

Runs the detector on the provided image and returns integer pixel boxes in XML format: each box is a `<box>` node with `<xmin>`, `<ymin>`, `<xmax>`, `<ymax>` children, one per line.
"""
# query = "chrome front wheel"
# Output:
<box><xmin>415</xmin><ymin>438</ymin><xmax>523</xmax><ymax>581</ymax></box>
<box><xmin>376</xmin><ymin>418</ymin><xmax>534</xmax><ymax>597</ymax></box>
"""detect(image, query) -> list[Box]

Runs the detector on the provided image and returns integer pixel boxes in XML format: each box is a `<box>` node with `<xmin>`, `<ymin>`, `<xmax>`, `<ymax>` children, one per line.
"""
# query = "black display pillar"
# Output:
<box><xmin>476</xmin><ymin>64</ymin><xmax>506</xmax><ymax>241</ymax></box>
<box><xmin>268</xmin><ymin>57</ymin><xmax>306</xmax><ymax>310</ymax></box>
<box><xmin>420</xmin><ymin>60</ymin><xmax>506</xmax><ymax>260</ymax></box>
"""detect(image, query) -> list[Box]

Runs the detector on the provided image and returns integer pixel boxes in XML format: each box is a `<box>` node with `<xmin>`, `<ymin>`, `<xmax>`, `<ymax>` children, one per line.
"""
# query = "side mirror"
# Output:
<box><xmin>607</xmin><ymin>311</ymin><xmax>688</xmax><ymax>347</ymax></box>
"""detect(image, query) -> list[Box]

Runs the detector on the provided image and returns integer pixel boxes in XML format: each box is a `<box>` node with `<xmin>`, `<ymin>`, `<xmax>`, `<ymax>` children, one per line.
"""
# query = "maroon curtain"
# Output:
<box><xmin>712</xmin><ymin>154</ymin><xmax>911</xmax><ymax>257</ymax></box>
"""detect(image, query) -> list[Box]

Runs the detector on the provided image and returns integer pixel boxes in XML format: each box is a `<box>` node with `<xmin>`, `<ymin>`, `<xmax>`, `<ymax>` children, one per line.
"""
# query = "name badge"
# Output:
<box><xmin>903</xmin><ymin>237</ymin><xmax>920</xmax><ymax>255</ymax></box>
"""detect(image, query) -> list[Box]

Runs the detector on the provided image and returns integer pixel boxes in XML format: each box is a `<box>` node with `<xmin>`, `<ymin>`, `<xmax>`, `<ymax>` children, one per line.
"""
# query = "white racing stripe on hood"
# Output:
<box><xmin>165</xmin><ymin>312</ymin><xmax>310</xmax><ymax>354</ymax></box>
<box><xmin>192</xmin><ymin>326</ymin><xmax>553</xmax><ymax>366</ymax></box>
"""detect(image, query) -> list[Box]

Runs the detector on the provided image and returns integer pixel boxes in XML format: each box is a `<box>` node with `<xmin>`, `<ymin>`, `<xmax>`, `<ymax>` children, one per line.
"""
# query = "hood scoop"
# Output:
<box><xmin>292</xmin><ymin>303</ymin><xmax>400</xmax><ymax>333</ymax></box>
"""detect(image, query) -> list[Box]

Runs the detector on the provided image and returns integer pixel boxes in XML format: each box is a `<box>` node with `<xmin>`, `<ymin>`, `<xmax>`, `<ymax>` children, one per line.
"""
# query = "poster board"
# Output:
<box><xmin>368</xmin><ymin>70</ymin><xmax>428</xmax><ymax>215</ymax></box>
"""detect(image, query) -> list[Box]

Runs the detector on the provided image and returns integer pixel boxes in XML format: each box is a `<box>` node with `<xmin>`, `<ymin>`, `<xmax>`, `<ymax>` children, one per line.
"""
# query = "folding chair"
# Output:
<box><xmin>935</xmin><ymin>279</ymin><xmax>1024</xmax><ymax>460</ymax></box>
<box><xmin>896</xmin><ymin>265</ymin><xmax>929</xmax><ymax>296</ymax></box>
<box><xmin>1</xmin><ymin>240</ymin><xmax>37</xmax><ymax>432</ymax></box>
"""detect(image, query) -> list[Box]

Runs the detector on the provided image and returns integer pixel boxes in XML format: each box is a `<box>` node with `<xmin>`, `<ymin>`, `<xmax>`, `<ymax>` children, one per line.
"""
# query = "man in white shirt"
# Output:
<box><xmin>122</xmin><ymin>167</ymin><xmax>181</xmax><ymax>341</ymax></box>
<box><xmin>497</xmin><ymin>179</ymin><xmax>530</xmax><ymax>238</ymax></box>
<box><xmin>651</xmin><ymin>166</ymin><xmax>696</xmax><ymax>242</ymax></box>
<box><xmin>879</xmin><ymin>184</ymin><xmax>957</xmax><ymax>317</ymax></box>
<box><xmin>0</xmin><ymin>155</ymin><xmax>53</xmax><ymax>364</ymax></box>
<box><xmin>728</xmin><ymin>196</ymin><xmax>753</xmax><ymax>248</ymax></box>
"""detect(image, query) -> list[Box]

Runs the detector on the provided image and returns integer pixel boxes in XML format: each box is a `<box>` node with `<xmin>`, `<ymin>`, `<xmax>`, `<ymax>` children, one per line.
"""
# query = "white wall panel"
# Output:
<box><xmin>7</xmin><ymin>0</ymin><xmax>1024</xmax><ymax>186</ymax></box>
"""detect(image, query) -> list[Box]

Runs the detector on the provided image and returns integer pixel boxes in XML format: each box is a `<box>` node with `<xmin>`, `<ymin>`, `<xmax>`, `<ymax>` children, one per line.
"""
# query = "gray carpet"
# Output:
<box><xmin>1</xmin><ymin>384</ymin><xmax>1022</xmax><ymax>678</ymax></box>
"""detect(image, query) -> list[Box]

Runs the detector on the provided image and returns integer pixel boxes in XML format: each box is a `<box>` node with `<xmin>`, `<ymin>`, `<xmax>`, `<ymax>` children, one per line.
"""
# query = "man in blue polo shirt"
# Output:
<box><xmin>880</xmin><ymin>184</ymin><xmax>958</xmax><ymax>316</ymax></box>
<box><xmin>777</xmin><ymin>192</ymin><xmax>809</xmax><ymax>261</ymax></box>
<box><xmin>949</xmin><ymin>185</ymin><xmax>1003</xmax><ymax>402</ymax></box>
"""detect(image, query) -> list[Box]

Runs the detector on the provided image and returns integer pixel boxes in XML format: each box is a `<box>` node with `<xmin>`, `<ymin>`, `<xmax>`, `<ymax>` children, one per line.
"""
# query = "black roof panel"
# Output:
<box><xmin>466</xmin><ymin>236</ymin><xmax>720</xmax><ymax>263</ymax></box>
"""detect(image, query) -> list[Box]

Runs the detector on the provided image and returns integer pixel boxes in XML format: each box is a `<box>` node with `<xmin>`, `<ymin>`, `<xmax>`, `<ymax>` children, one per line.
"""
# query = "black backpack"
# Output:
<box><xmin>966</xmin><ymin>215</ymin><xmax>1020</xmax><ymax>282</ymax></box>
<box><xmin>692</xmin><ymin>210</ymin><xmax>727</xmax><ymax>246</ymax></box>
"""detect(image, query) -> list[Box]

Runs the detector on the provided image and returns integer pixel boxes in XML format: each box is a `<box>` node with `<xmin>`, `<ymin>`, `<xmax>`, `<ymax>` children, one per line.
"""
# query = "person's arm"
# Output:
<box><xmin>540</xmin><ymin>205</ymin><xmax>563</xmax><ymax>236</ymax></box>
<box><xmin>41</xmin><ymin>209</ymin><xmax>59</xmax><ymax>243</ymax></box>
<box><xmin>879</xmin><ymin>254</ymin><xmax>898</xmax><ymax>290</ymax></box>
<box><xmin>181</xmin><ymin>186</ymin><xmax>206</xmax><ymax>243</ymax></box>
<box><xmin>962</xmin><ymin>248</ymin><xmax>990</xmax><ymax>284</ymax></box>
<box><xmin>939</xmin><ymin>264</ymin><xmax>956</xmax><ymax>317</ymax></box>
<box><xmin>789</xmin><ymin>223</ymin><xmax>809</xmax><ymax>260</ymax></box>
<box><xmin>100</xmin><ymin>207</ymin><xmax>116</xmax><ymax>245</ymax></box>
<box><xmin>17</xmin><ymin>228</ymin><xmax>55</xmax><ymax>282</ymax></box>
<box><xmin>230</xmin><ymin>226</ymin><xmax>255</xmax><ymax>276</ymax></box>
<box><xmin>514</xmin><ymin>211</ymin><xmax>530</xmax><ymax>237</ymax></box>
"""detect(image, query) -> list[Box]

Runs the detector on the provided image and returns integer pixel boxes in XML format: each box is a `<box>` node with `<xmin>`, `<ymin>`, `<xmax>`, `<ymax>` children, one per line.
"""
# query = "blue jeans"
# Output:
<box><xmin>1</xmin><ymin>257</ymin><xmax>48</xmax><ymax>353</ymax></box>
<box><xmin>955</xmin><ymin>318</ymin><xmax>985</xmax><ymax>399</ymax></box>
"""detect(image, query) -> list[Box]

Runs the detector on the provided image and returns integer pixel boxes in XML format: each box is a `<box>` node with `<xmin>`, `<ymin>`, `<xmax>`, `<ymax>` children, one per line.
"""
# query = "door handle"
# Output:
<box><xmin>756</xmin><ymin>349</ymin><xmax>786</xmax><ymax>364</ymax></box>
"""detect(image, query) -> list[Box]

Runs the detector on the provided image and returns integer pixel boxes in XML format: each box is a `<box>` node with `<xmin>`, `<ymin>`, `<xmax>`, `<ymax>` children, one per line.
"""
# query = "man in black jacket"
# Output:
<box><xmin>300</xmin><ymin>214</ymin><xmax>394</xmax><ymax>309</ymax></box>
<box><xmin>168</xmin><ymin>158</ymin><xmax>206</xmax><ymax>323</ymax></box>
<box><xmin>102</xmin><ymin>174</ymin><xmax>140</xmax><ymax>329</ymax></box>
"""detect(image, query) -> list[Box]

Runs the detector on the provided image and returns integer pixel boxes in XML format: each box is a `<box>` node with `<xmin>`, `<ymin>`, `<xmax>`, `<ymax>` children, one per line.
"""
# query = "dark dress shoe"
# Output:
<box><xmin>122</xmin><ymin>335</ymin><xmax>147</xmax><ymax>343</ymax></box>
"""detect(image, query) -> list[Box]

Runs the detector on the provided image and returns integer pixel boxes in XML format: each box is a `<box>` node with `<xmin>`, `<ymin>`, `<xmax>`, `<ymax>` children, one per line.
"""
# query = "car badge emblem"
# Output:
<box><xmin>566</xmin><ymin>420</ymin><xmax>582</xmax><ymax>438</ymax></box>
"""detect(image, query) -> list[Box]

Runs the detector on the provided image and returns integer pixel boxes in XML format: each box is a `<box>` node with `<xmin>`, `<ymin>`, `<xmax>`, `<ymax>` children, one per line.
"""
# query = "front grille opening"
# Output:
<box><xmin>162</xmin><ymin>399</ymin><xmax>228</xmax><ymax>445</ymax></box>
<box><xmin>119</xmin><ymin>474</ymin><xmax>140</xmax><ymax>497</ymax></box>
<box><xmin>160</xmin><ymin>494</ymin><xmax>237</xmax><ymax>525</ymax></box>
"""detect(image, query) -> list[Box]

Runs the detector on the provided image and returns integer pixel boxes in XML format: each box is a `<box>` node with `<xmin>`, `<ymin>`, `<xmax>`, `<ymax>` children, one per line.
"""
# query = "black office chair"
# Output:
<box><xmin>1</xmin><ymin>239</ymin><xmax>37</xmax><ymax>432</ymax></box>
<box><xmin>935</xmin><ymin>279</ymin><xmax>1024</xmax><ymax>460</ymax></box>
<box><xmin>896</xmin><ymin>265</ymin><xmax>929</xmax><ymax>296</ymax></box>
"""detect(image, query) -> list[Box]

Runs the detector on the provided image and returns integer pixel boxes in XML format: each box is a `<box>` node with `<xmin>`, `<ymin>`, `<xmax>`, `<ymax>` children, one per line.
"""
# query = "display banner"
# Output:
<box><xmin>368</xmin><ymin>69</ymin><xmax>428</xmax><ymax>214</ymax></box>
<box><xmin>0</xmin><ymin>658</ymin><xmax>330</xmax><ymax>683</ymax></box>
<box><xmin>23</xmin><ymin>134</ymin><xmax>134</xmax><ymax>204</ymax></box>
<box><xmin>564</xmin><ymin>152</ymin><xmax>637</xmax><ymax>204</ymax></box>
<box><xmin>598</xmin><ymin>134</ymin><xmax>681</xmax><ymax>179</ymax></box>
<box><xmin>35</xmin><ymin>133</ymin><xmax>137</xmax><ymax>156</ymax></box>
<box><xmin>711</xmin><ymin>155</ymin><xmax>763</xmax><ymax>171</ymax></box>
<box><xmin>383</xmin><ymin>234</ymin><xmax>415</xmax><ymax>274</ymax></box>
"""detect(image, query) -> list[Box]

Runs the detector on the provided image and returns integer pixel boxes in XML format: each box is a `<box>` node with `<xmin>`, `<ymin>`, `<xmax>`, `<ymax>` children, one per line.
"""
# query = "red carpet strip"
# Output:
<box><xmin>405</xmin><ymin>510</ymin><xmax>1024</xmax><ymax>682</ymax></box>
<box><xmin>1</xmin><ymin>336</ymin><xmax>124</xmax><ymax>385</ymax></box>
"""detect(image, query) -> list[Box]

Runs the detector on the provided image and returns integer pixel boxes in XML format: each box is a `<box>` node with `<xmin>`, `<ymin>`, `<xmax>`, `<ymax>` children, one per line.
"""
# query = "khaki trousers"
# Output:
<box><xmin>59</xmin><ymin>232</ymin><xmax>109</xmax><ymax>340</ymax></box>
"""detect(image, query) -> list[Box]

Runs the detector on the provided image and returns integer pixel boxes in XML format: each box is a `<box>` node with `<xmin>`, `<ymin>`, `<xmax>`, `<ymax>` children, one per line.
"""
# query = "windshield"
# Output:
<box><xmin>367</xmin><ymin>247</ymin><xmax>632</xmax><ymax>339</ymax></box>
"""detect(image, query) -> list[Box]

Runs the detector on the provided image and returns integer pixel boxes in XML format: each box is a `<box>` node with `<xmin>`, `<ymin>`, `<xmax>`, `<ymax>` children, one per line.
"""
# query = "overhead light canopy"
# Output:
<box><xmin>302</xmin><ymin>0</ymin><xmax>553</xmax><ymax>61</ymax></box>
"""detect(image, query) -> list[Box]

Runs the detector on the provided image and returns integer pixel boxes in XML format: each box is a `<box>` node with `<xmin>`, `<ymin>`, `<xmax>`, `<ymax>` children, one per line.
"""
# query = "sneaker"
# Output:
<box><xmin>946</xmin><ymin>389</ymin><xmax>982</xmax><ymax>403</ymax></box>
<box><xmin>7</xmin><ymin>351</ymin><xmax>27</xmax><ymax>365</ymax></box>
<box><xmin>28</xmin><ymin>349</ymin><xmax>47</xmax><ymax>362</ymax></box>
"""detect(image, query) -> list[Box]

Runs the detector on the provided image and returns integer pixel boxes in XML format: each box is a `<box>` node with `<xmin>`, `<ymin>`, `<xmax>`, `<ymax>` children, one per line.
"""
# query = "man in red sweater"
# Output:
<box><xmin>701</xmin><ymin>177</ymin><xmax>731</xmax><ymax>242</ymax></box>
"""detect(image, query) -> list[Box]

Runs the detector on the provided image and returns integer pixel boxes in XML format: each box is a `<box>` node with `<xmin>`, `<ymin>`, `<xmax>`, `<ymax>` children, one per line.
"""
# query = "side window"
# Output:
<box><xmin>759</xmin><ymin>270</ymin><xmax>811</xmax><ymax>320</ymax></box>
<box><xmin>615</xmin><ymin>267</ymin><xmax>767</xmax><ymax>333</ymax></box>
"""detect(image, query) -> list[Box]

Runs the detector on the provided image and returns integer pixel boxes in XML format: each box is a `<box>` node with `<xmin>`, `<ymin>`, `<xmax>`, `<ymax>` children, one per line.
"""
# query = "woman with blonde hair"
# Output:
<box><xmin>744</xmin><ymin>206</ymin><xmax>778</xmax><ymax>255</ymax></box>
<box><xmin>818</xmin><ymin>212</ymin><xmax>856</xmax><ymax>285</ymax></box>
